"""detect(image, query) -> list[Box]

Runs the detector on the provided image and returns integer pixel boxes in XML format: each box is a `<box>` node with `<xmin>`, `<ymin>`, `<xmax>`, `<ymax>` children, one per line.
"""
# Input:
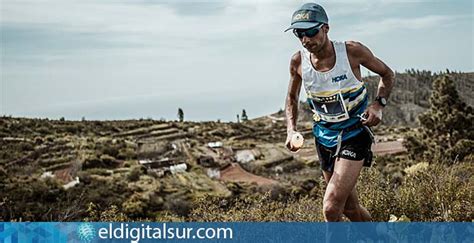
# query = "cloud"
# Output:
<box><xmin>348</xmin><ymin>14</ymin><xmax>470</xmax><ymax>37</ymax></box>
<box><xmin>2</xmin><ymin>0</ymin><xmax>417</xmax><ymax>45</ymax></box>
<box><xmin>1</xmin><ymin>0</ymin><xmax>297</xmax><ymax>50</ymax></box>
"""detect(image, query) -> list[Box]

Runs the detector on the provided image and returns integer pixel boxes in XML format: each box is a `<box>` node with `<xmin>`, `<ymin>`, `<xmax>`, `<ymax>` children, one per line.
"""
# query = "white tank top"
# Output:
<box><xmin>300</xmin><ymin>41</ymin><xmax>369</xmax><ymax>147</ymax></box>
<box><xmin>301</xmin><ymin>41</ymin><xmax>364</xmax><ymax>97</ymax></box>
<box><xmin>300</xmin><ymin>41</ymin><xmax>367</xmax><ymax>122</ymax></box>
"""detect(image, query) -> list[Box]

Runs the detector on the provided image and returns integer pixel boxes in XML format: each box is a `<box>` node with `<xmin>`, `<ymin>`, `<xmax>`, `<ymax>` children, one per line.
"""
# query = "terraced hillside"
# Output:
<box><xmin>1</xmin><ymin>115</ymin><xmax>411</xmax><ymax>221</ymax></box>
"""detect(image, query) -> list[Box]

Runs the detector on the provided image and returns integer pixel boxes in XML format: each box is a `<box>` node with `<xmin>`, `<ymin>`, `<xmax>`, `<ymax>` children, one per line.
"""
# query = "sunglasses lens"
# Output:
<box><xmin>305</xmin><ymin>28</ymin><xmax>319</xmax><ymax>38</ymax></box>
<box><xmin>293</xmin><ymin>27</ymin><xmax>320</xmax><ymax>38</ymax></box>
<box><xmin>293</xmin><ymin>29</ymin><xmax>303</xmax><ymax>38</ymax></box>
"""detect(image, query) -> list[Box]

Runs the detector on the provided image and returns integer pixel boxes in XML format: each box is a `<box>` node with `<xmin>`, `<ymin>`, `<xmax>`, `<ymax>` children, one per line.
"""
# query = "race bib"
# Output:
<box><xmin>309</xmin><ymin>92</ymin><xmax>349</xmax><ymax>122</ymax></box>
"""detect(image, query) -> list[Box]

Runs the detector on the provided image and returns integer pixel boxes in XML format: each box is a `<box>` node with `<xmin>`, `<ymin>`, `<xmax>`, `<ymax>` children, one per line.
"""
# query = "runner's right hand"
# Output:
<box><xmin>285</xmin><ymin>130</ymin><xmax>300</xmax><ymax>152</ymax></box>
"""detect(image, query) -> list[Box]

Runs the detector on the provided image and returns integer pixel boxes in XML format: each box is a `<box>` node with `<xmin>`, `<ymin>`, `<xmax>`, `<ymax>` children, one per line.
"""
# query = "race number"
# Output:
<box><xmin>310</xmin><ymin>92</ymin><xmax>349</xmax><ymax>122</ymax></box>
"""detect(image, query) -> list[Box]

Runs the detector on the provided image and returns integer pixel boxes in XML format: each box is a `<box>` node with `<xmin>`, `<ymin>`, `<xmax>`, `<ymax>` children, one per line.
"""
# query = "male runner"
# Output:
<box><xmin>284</xmin><ymin>3</ymin><xmax>394</xmax><ymax>222</ymax></box>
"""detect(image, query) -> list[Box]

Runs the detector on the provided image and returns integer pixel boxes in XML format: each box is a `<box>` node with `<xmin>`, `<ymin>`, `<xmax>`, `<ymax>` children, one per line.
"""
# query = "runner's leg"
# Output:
<box><xmin>343</xmin><ymin>187</ymin><xmax>372</xmax><ymax>221</ymax></box>
<box><xmin>322</xmin><ymin>158</ymin><xmax>364</xmax><ymax>221</ymax></box>
<box><xmin>322</xmin><ymin>170</ymin><xmax>371</xmax><ymax>221</ymax></box>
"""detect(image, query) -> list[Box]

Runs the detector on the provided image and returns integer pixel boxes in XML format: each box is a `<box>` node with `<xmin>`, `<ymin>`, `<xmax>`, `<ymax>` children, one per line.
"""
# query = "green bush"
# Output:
<box><xmin>405</xmin><ymin>75</ymin><xmax>473</xmax><ymax>164</ymax></box>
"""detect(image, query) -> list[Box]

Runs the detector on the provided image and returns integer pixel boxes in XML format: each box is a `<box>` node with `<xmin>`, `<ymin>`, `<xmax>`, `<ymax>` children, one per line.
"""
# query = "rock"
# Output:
<box><xmin>63</xmin><ymin>177</ymin><xmax>80</xmax><ymax>190</ymax></box>
<box><xmin>206</xmin><ymin>168</ymin><xmax>220</xmax><ymax>179</ymax></box>
<box><xmin>207</xmin><ymin>142</ymin><xmax>223</xmax><ymax>148</ymax></box>
<box><xmin>235</xmin><ymin>150</ymin><xmax>256</xmax><ymax>163</ymax></box>
<box><xmin>40</xmin><ymin>171</ymin><xmax>55</xmax><ymax>179</ymax></box>
<box><xmin>170</xmin><ymin>163</ymin><xmax>187</xmax><ymax>174</ymax></box>
<box><xmin>389</xmin><ymin>214</ymin><xmax>411</xmax><ymax>222</ymax></box>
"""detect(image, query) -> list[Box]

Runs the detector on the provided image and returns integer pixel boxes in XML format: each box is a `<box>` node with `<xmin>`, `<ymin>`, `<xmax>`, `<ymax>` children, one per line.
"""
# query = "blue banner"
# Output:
<box><xmin>1</xmin><ymin>222</ymin><xmax>473</xmax><ymax>243</ymax></box>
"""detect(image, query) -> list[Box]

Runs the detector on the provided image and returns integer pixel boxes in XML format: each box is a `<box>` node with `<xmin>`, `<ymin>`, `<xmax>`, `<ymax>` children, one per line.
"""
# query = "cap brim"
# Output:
<box><xmin>284</xmin><ymin>22</ymin><xmax>323</xmax><ymax>32</ymax></box>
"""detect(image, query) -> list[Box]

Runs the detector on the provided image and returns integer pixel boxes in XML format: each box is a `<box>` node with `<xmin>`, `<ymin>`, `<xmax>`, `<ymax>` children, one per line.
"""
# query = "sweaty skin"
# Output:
<box><xmin>284</xmin><ymin>24</ymin><xmax>394</xmax><ymax>221</ymax></box>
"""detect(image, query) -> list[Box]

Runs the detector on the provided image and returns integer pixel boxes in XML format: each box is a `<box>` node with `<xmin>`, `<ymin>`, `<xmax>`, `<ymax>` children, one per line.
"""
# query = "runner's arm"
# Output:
<box><xmin>354</xmin><ymin>42</ymin><xmax>394</xmax><ymax>101</ymax></box>
<box><xmin>285</xmin><ymin>52</ymin><xmax>303</xmax><ymax>133</ymax></box>
<box><xmin>348</xmin><ymin>42</ymin><xmax>394</xmax><ymax>126</ymax></box>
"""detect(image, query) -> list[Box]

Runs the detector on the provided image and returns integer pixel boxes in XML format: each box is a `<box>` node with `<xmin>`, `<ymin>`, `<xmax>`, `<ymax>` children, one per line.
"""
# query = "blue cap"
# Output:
<box><xmin>284</xmin><ymin>3</ymin><xmax>328</xmax><ymax>32</ymax></box>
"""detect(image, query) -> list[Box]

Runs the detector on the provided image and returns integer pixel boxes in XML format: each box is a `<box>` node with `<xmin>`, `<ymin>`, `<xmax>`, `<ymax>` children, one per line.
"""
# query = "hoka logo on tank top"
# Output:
<box><xmin>332</xmin><ymin>74</ymin><xmax>348</xmax><ymax>83</ymax></box>
<box><xmin>300</xmin><ymin>41</ymin><xmax>368</xmax><ymax>147</ymax></box>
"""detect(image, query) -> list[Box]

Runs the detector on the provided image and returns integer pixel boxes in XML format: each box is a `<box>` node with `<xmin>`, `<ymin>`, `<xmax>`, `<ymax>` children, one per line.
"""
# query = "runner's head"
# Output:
<box><xmin>285</xmin><ymin>3</ymin><xmax>330</xmax><ymax>53</ymax></box>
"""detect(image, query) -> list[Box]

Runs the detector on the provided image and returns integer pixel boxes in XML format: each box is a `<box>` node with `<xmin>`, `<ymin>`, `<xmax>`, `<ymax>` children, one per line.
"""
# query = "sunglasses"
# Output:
<box><xmin>293</xmin><ymin>26</ymin><xmax>321</xmax><ymax>39</ymax></box>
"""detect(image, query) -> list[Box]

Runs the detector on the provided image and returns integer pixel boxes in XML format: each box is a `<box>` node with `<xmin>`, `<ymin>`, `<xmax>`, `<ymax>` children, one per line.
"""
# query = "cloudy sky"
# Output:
<box><xmin>1</xmin><ymin>0</ymin><xmax>473</xmax><ymax>121</ymax></box>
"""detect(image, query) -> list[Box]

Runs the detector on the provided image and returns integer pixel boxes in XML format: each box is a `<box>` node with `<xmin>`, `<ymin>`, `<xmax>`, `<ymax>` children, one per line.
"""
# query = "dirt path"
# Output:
<box><xmin>219</xmin><ymin>163</ymin><xmax>277</xmax><ymax>186</ymax></box>
<box><xmin>372</xmin><ymin>140</ymin><xmax>406</xmax><ymax>155</ymax></box>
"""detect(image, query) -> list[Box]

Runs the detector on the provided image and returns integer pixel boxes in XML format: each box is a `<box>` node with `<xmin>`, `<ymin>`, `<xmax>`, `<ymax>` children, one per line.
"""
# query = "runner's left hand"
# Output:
<box><xmin>362</xmin><ymin>103</ymin><xmax>383</xmax><ymax>126</ymax></box>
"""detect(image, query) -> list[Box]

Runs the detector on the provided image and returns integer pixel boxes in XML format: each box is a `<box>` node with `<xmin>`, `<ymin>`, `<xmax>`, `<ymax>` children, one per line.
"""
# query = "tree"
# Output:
<box><xmin>404</xmin><ymin>74</ymin><xmax>473</xmax><ymax>164</ymax></box>
<box><xmin>177</xmin><ymin>108</ymin><xmax>184</xmax><ymax>122</ymax></box>
<box><xmin>241</xmin><ymin>109</ymin><xmax>248</xmax><ymax>121</ymax></box>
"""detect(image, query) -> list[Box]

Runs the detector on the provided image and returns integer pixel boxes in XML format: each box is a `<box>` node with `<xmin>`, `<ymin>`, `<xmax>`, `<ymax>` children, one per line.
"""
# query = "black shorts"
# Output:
<box><xmin>315</xmin><ymin>128</ymin><xmax>373</xmax><ymax>172</ymax></box>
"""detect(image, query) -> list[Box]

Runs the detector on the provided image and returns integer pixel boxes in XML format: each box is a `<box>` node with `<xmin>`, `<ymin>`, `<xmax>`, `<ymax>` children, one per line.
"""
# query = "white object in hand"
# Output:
<box><xmin>291</xmin><ymin>132</ymin><xmax>304</xmax><ymax>149</ymax></box>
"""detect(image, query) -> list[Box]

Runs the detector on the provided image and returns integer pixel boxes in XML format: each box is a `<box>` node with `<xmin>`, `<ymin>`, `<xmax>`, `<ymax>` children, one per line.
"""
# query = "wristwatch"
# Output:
<box><xmin>375</xmin><ymin>96</ymin><xmax>387</xmax><ymax>107</ymax></box>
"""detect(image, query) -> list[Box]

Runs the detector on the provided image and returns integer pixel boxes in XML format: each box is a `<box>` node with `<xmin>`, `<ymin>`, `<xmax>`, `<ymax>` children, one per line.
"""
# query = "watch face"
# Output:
<box><xmin>376</xmin><ymin>96</ymin><xmax>387</xmax><ymax>106</ymax></box>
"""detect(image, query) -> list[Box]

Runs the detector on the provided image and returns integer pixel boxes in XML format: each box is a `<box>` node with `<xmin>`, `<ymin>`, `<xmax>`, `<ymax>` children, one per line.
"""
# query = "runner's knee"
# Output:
<box><xmin>323</xmin><ymin>198</ymin><xmax>344</xmax><ymax>220</ymax></box>
<box><xmin>323</xmin><ymin>202</ymin><xmax>343</xmax><ymax>220</ymax></box>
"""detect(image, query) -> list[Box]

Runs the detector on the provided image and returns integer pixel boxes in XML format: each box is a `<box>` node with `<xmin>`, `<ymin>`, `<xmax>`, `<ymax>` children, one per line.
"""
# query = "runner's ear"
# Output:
<box><xmin>323</xmin><ymin>24</ymin><xmax>329</xmax><ymax>33</ymax></box>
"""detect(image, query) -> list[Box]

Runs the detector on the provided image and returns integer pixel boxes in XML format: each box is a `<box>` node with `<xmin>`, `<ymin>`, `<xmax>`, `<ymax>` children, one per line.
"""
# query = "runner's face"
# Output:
<box><xmin>298</xmin><ymin>25</ymin><xmax>327</xmax><ymax>53</ymax></box>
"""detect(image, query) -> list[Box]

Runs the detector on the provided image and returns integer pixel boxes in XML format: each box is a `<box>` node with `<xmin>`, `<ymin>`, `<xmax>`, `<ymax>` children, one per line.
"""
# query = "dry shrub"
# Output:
<box><xmin>188</xmin><ymin>192</ymin><xmax>324</xmax><ymax>222</ymax></box>
<box><xmin>359</xmin><ymin>162</ymin><xmax>472</xmax><ymax>222</ymax></box>
<box><xmin>394</xmin><ymin>162</ymin><xmax>472</xmax><ymax>221</ymax></box>
<box><xmin>358</xmin><ymin>167</ymin><xmax>397</xmax><ymax>221</ymax></box>
<box><xmin>85</xmin><ymin>203</ymin><xmax>130</xmax><ymax>222</ymax></box>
